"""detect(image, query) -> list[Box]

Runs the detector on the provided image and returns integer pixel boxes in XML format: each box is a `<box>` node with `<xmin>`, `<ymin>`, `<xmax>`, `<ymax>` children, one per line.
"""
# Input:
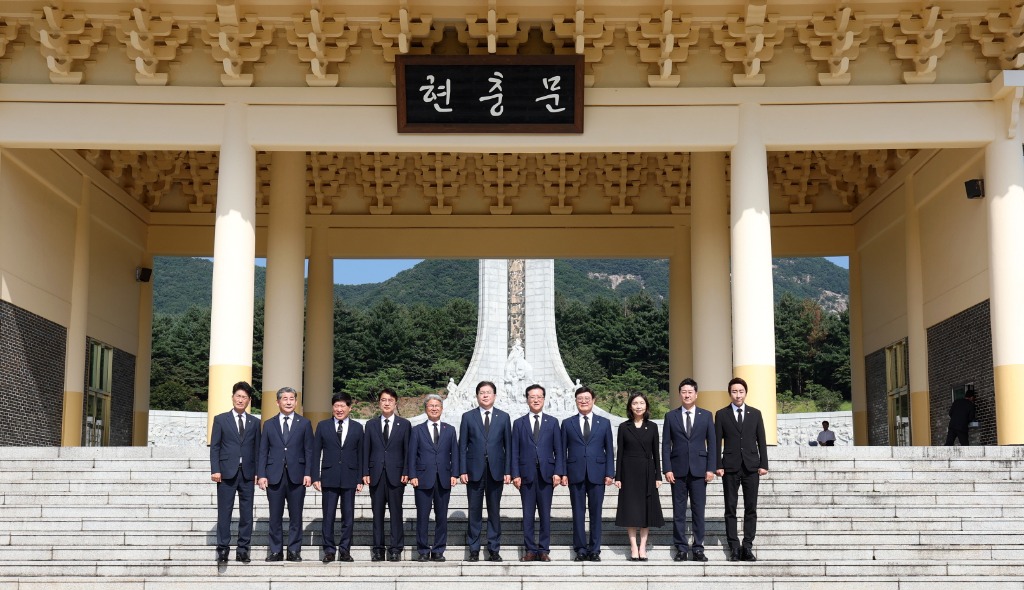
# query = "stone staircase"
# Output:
<box><xmin>1</xmin><ymin>445</ymin><xmax>1023</xmax><ymax>589</ymax></box>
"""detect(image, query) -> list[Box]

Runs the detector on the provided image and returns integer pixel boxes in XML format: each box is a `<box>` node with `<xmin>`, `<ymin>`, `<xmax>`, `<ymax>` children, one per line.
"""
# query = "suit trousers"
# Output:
<box><xmin>520</xmin><ymin>465</ymin><xmax>554</xmax><ymax>554</ymax></box>
<box><xmin>321</xmin><ymin>486</ymin><xmax>356</xmax><ymax>555</ymax></box>
<box><xmin>567</xmin><ymin>479</ymin><xmax>605</xmax><ymax>555</ymax></box>
<box><xmin>945</xmin><ymin>427</ymin><xmax>969</xmax><ymax>446</ymax></box>
<box><xmin>671</xmin><ymin>473</ymin><xmax>708</xmax><ymax>551</ymax></box>
<box><xmin>216</xmin><ymin>472</ymin><xmax>254</xmax><ymax>550</ymax></box>
<box><xmin>370</xmin><ymin>479</ymin><xmax>405</xmax><ymax>552</ymax></box>
<box><xmin>266</xmin><ymin>478</ymin><xmax>306</xmax><ymax>554</ymax></box>
<box><xmin>414</xmin><ymin>475</ymin><xmax>451</xmax><ymax>555</ymax></box>
<box><xmin>722</xmin><ymin>467</ymin><xmax>760</xmax><ymax>550</ymax></box>
<box><xmin>466</xmin><ymin>469</ymin><xmax>504</xmax><ymax>552</ymax></box>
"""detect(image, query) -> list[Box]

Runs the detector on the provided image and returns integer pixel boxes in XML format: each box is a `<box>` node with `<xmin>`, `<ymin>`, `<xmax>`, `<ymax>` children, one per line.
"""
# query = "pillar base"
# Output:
<box><xmin>733</xmin><ymin>364</ymin><xmax>777</xmax><ymax>445</ymax></box>
<box><xmin>61</xmin><ymin>390</ymin><xmax>84</xmax><ymax>447</ymax></box>
<box><xmin>910</xmin><ymin>389</ymin><xmax>931</xmax><ymax>446</ymax></box>
<box><xmin>696</xmin><ymin>390</ymin><xmax>729</xmax><ymax>415</ymax></box>
<box><xmin>132</xmin><ymin>410</ymin><xmax>150</xmax><ymax>447</ymax></box>
<box><xmin>995</xmin><ymin>364</ymin><xmax>1024</xmax><ymax>444</ymax></box>
<box><xmin>305</xmin><ymin>411</ymin><xmax>331</xmax><ymax>428</ymax></box>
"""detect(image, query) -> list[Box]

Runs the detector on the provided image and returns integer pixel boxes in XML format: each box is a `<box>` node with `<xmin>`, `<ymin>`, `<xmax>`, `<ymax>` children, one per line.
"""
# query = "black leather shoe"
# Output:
<box><xmin>673</xmin><ymin>551</ymin><xmax>687</xmax><ymax>562</ymax></box>
<box><xmin>487</xmin><ymin>552</ymin><xmax>502</xmax><ymax>562</ymax></box>
<box><xmin>216</xmin><ymin>550</ymin><xmax>229</xmax><ymax>564</ymax></box>
<box><xmin>468</xmin><ymin>550</ymin><xmax>479</xmax><ymax>562</ymax></box>
<box><xmin>371</xmin><ymin>549</ymin><xmax>385</xmax><ymax>562</ymax></box>
<box><xmin>740</xmin><ymin>547</ymin><xmax>757</xmax><ymax>562</ymax></box>
<box><xmin>520</xmin><ymin>552</ymin><xmax>536</xmax><ymax>562</ymax></box>
<box><xmin>588</xmin><ymin>553</ymin><xmax>601</xmax><ymax>562</ymax></box>
<box><xmin>388</xmin><ymin>551</ymin><xmax>402</xmax><ymax>562</ymax></box>
<box><xmin>430</xmin><ymin>553</ymin><xmax>446</xmax><ymax>562</ymax></box>
<box><xmin>692</xmin><ymin>550</ymin><xmax>708</xmax><ymax>562</ymax></box>
<box><xmin>236</xmin><ymin>550</ymin><xmax>251</xmax><ymax>564</ymax></box>
<box><xmin>266</xmin><ymin>552</ymin><xmax>284</xmax><ymax>562</ymax></box>
<box><xmin>338</xmin><ymin>551</ymin><xmax>354</xmax><ymax>562</ymax></box>
<box><xmin>573</xmin><ymin>552</ymin><xmax>588</xmax><ymax>562</ymax></box>
<box><xmin>322</xmin><ymin>553</ymin><xmax>336</xmax><ymax>564</ymax></box>
<box><xmin>286</xmin><ymin>552</ymin><xmax>302</xmax><ymax>562</ymax></box>
<box><xmin>729</xmin><ymin>548</ymin><xmax>741</xmax><ymax>562</ymax></box>
<box><xmin>417</xmin><ymin>554</ymin><xmax>430</xmax><ymax>562</ymax></box>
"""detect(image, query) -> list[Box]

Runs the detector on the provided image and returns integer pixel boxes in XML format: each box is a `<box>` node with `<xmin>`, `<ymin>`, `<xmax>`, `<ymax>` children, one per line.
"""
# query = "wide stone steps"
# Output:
<box><xmin>1</xmin><ymin>445</ymin><xmax>1023</xmax><ymax>588</ymax></box>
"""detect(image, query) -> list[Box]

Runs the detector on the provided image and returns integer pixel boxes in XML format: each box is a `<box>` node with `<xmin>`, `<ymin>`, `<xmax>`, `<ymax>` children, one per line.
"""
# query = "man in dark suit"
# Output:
<box><xmin>209</xmin><ymin>381</ymin><xmax>261</xmax><ymax>564</ymax></box>
<box><xmin>459</xmin><ymin>380</ymin><xmax>512</xmax><ymax>562</ymax></box>
<box><xmin>257</xmin><ymin>386</ymin><xmax>314</xmax><ymax>562</ymax></box>
<box><xmin>560</xmin><ymin>387</ymin><xmax>614</xmax><ymax>562</ymax></box>
<box><xmin>362</xmin><ymin>387</ymin><xmax>410</xmax><ymax>562</ymax></box>
<box><xmin>511</xmin><ymin>384</ymin><xmax>564</xmax><ymax>562</ymax></box>
<box><xmin>408</xmin><ymin>393</ymin><xmax>459</xmax><ymax>562</ymax></box>
<box><xmin>945</xmin><ymin>389</ymin><xmax>977</xmax><ymax>446</ymax></box>
<box><xmin>312</xmin><ymin>392</ymin><xmax>364</xmax><ymax>563</ymax></box>
<box><xmin>715</xmin><ymin>377</ymin><xmax>769</xmax><ymax>562</ymax></box>
<box><xmin>662</xmin><ymin>378</ymin><xmax>716</xmax><ymax>562</ymax></box>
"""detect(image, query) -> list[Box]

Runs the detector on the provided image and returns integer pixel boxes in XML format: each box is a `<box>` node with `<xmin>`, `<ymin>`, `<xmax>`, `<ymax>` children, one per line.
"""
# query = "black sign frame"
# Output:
<box><xmin>396</xmin><ymin>54</ymin><xmax>584</xmax><ymax>134</ymax></box>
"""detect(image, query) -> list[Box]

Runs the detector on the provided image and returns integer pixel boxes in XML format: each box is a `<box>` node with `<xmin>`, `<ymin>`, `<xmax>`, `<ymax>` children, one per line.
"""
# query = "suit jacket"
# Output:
<box><xmin>459</xmin><ymin>407</ymin><xmax>512</xmax><ymax>481</ymax></box>
<box><xmin>257</xmin><ymin>412</ymin><xmax>314</xmax><ymax>485</ymax></box>
<box><xmin>948</xmin><ymin>398</ymin><xmax>977</xmax><ymax>430</ymax></box>
<box><xmin>510</xmin><ymin>413</ymin><xmax>564</xmax><ymax>484</ymax></box>
<box><xmin>210</xmin><ymin>410</ymin><xmax>261</xmax><ymax>481</ymax></box>
<box><xmin>662</xmin><ymin>406</ymin><xmax>716</xmax><ymax>477</ymax></box>
<box><xmin>364</xmin><ymin>413</ymin><xmax>411</xmax><ymax>485</ymax></box>
<box><xmin>407</xmin><ymin>420</ymin><xmax>459</xmax><ymax>490</ymax></box>
<box><xmin>561</xmin><ymin>413</ymin><xmax>614</xmax><ymax>483</ymax></box>
<box><xmin>715</xmin><ymin>405</ymin><xmax>769</xmax><ymax>473</ymax></box>
<box><xmin>312</xmin><ymin>418</ymin><xmax>364</xmax><ymax>489</ymax></box>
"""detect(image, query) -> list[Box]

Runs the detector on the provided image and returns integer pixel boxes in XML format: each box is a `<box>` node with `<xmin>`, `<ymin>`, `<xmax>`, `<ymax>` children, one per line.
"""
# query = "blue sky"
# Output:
<box><xmin>252</xmin><ymin>256</ymin><xmax>850</xmax><ymax>285</ymax></box>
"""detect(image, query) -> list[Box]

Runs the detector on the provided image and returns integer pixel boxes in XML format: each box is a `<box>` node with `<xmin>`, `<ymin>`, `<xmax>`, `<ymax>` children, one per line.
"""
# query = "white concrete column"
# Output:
<box><xmin>62</xmin><ymin>177</ymin><xmax>91</xmax><ymax>446</ymax></box>
<box><xmin>986</xmin><ymin>114</ymin><xmax>1024</xmax><ymax>445</ymax></box>
<box><xmin>132</xmin><ymin>252</ymin><xmax>154</xmax><ymax>446</ymax></box>
<box><xmin>261</xmin><ymin>151</ymin><xmax>307</xmax><ymax>419</ymax></box>
<box><xmin>207</xmin><ymin>103</ymin><xmax>256</xmax><ymax>441</ymax></box>
<box><xmin>730</xmin><ymin>103</ymin><xmax>777</xmax><ymax>444</ymax></box>
<box><xmin>903</xmin><ymin>177</ymin><xmax>931</xmax><ymax>445</ymax></box>
<box><xmin>668</xmin><ymin>224</ymin><xmax>692</xmax><ymax>408</ymax></box>
<box><xmin>690</xmin><ymin>151</ymin><xmax>733</xmax><ymax>412</ymax></box>
<box><xmin>848</xmin><ymin>251</ymin><xmax>868</xmax><ymax>445</ymax></box>
<box><xmin>304</xmin><ymin>224</ymin><xmax>334</xmax><ymax>426</ymax></box>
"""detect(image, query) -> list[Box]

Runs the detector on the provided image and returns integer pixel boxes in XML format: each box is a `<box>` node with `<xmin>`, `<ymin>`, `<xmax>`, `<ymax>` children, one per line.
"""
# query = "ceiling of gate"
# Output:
<box><xmin>0</xmin><ymin>1</ymin><xmax>1019</xmax><ymax>87</ymax></box>
<box><xmin>77</xmin><ymin>148</ymin><xmax>917</xmax><ymax>215</ymax></box>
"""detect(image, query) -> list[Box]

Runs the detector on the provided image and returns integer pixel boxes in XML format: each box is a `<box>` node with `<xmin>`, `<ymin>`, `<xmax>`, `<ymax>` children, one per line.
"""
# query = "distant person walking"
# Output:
<box><xmin>944</xmin><ymin>390</ymin><xmax>977</xmax><ymax>446</ymax></box>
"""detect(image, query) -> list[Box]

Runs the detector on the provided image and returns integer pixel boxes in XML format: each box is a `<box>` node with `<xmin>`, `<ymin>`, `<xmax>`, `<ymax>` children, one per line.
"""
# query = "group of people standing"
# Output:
<box><xmin>209</xmin><ymin>377</ymin><xmax>769</xmax><ymax>565</ymax></box>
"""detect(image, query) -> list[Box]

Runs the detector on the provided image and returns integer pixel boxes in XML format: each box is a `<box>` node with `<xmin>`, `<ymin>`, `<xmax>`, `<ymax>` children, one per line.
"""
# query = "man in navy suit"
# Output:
<box><xmin>511</xmin><ymin>384</ymin><xmax>564</xmax><ymax>562</ymax></box>
<box><xmin>459</xmin><ymin>380</ymin><xmax>512</xmax><ymax>562</ymax></box>
<box><xmin>715</xmin><ymin>377</ymin><xmax>769</xmax><ymax>562</ymax></box>
<box><xmin>362</xmin><ymin>387</ymin><xmax>410</xmax><ymax>562</ymax></box>
<box><xmin>257</xmin><ymin>386</ymin><xmax>314</xmax><ymax>562</ymax></box>
<box><xmin>408</xmin><ymin>393</ymin><xmax>459</xmax><ymax>562</ymax></box>
<box><xmin>209</xmin><ymin>381</ymin><xmax>261</xmax><ymax>564</ymax></box>
<box><xmin>560</xmin><ymin>386</ymin><xmax>614</xmax><ymax>561</ymax></box>
<box><xmin>312</xmin><ymin>392</ymin><xmax>364</xmax><ymax>563</ymax></box>
<box><xmin>662</xmin><ymin>378</ymin><xmax>716</xmax><ymax>562</ymax></box>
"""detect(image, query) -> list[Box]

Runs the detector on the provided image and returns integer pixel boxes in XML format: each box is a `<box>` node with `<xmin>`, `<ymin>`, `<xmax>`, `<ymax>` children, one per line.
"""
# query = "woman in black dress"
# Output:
<box><xmin>614</xmin><ymin>392</ymin><xmax>664</xmax><ymax>561</ymax></box>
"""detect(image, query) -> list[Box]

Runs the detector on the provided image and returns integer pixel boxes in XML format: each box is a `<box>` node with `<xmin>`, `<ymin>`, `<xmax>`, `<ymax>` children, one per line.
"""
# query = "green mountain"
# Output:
<box><xmin>152</xmin><ymin>256</ymin><xmax>848</xmax><ymax>315</ymax></box>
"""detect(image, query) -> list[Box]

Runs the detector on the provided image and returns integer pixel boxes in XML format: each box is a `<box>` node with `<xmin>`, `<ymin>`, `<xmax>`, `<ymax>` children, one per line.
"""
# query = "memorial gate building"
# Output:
<box><xmin>2</xmin><ymin>0</ymin><xmax>1023</xmax><ymax>449</ymax></box>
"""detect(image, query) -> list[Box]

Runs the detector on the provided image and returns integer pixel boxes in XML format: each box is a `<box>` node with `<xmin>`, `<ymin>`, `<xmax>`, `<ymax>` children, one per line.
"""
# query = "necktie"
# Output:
<box><xmin>685</xmin><ymin>411</ymin><xmax>692</xmax><ymax>437</ymax></box>
<box><xmin>283</xmin><ymin>415</ymin><xmax>291</xmax><ymax>438</ymax></box>
<box><xmin>737</xmin><ymin>408</ymin><xmax>743</xmax><ymax>427</ymax></box>
<box><xmin>433</xmin><ymin>422</ymin><xmax>440</xmax><ymax>446</ymax></box>
<box><xmin>484</xmin><ymin>411</ymin><xmax>491</xmax><ymax>435</ymax></box>
<box><xmin>533</xmin><ymin>415</ymin><xmax>540</xmax><ymax>443</ymax></box>
<box><xmin>237</xmin><ymin>414</ymin><xmax>245</xmax><ymax>438</ymax></box>
<box><xmin>583</xmin><ymin>415</ymin><xmax>591</xmax><ymax>442</ymax></box>
<box><xmin>383</xmin><ymin>418</ymin><xmax>390</xmax><ymax>443</ymax></box>
<box><xmin>337</xmin><ymin>420</ymin><xmax>344</xmax><ymax>446</ymax></box>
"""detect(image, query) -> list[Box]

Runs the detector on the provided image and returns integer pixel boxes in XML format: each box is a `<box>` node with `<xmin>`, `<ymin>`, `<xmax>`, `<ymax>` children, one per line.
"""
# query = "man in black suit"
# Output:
<box><xmin>459</xmin><ymin>380</ymin><xmax>512</xmax><ymax>562</ymax></box>
<box><xmin>209</xmin><ymin>381</ymin><xmax>261</xmax><ymax>564</ymax></box>
<box><xmin>257</xmin><ymin>386</ymin><xmax>314</xmax><ymax>562</ymax></box>
<box><xmin>945</xmin><ymin>389</ymin><xmax>977</xmax><ymax>446</ymax></box>
<box><xmin>715</xmin><ymin>377</ymin><xmax>769</xmax><ymax>562</ymax></box>
<box><xmin>362</xmin><ymin>387</ymin><xmax>410</xmax><ymax>562</ymax></box>
<box><xmin>662</xmin><ymin>378</ymin><xmax>716</xmax><ymax>562</ymax></box>
<box><xmin>313</xmin><ymin>392</ymin><xmax>364</xmax><ymax>563</ymax></box>
<box><xmin>511</xmin><ymin>384</ymin><xmax>564</xmax><ymax>562</ymax></box>
<box><xmin>408</xmin><ymin>394</ymin><xmax>460</xmax><ymax>562</ymax></box>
